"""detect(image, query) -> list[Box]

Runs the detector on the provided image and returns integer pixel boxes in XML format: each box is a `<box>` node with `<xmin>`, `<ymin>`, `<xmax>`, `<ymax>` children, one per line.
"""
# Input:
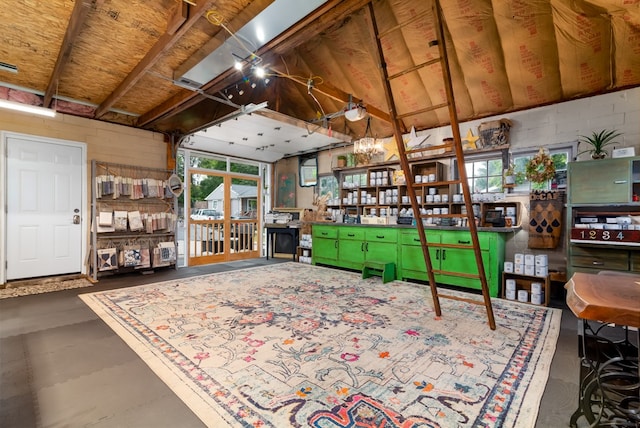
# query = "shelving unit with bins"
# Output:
<box><xmin>90</xmin><ymin>160</ymin><xmax>178</xmax><ymax>280</ymax></box>
<box><xmin>331</xmin><ymin>157</ymin><xmax>521</xmax><ymax>229</ymax></box>
<box><xmin>567</xmin><ymin>156</ymin><xmax>640</xmax><ymax>277</ymax></box>
<box><xmin>502</xmin><ymin>272</ymin><xmax>550</xmax><ymax>306</ymax></box>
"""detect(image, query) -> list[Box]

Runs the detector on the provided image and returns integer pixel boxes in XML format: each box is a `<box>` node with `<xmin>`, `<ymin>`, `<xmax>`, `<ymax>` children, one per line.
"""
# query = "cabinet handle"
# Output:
<box><xmin>591</xmin><ymin>261</ymin><xmax>604</xmax><ymax>265</ymax></box>
<box><xmin>442</xmin><ymin>249</ymin><xmax>446</xmax><ymax>260</ymax></box>
<box><xmin>413</xmin><ymin>238</ymin><xmax>421</xmax><ymax>242</ymax></box>
<box><xmin>614</xmin><ymin>180</ymin><xmax>628</xmax><ymax>184</ymax></box>
<box><xmin>366</xmin><ymin>242</ymin><xmax>369</xmax><ymax>251</ymax></box>
<box><xmin>334</xmin><ymin>241</ymin><xmax>338</xmax><ymax>248</ymax></box>
<box><xmin>348</xmin><ymin>233</ymin><xmax>355</xmax><ymax>237</ymax></box>
<box><xmin>376</xmin><ymin>235</ymin><xmax>385</xmax><ymax>239</ymax></box>
<box><xmin>458</xmin><ymin>240</ymin><xmax>470</xmax><ymax>244</ymax></box>
<box><xmin>361</xmin><ymin>242</ymin><xmax>364</xmax><ymax>251</ymax></box>
<box><xmin>321</xmin><ymin>232</ymin><xmax>328</xmax><ymax>236</ymax></box>
<box><xmin>436</xmin><ymin>249</ymin><xmax>440</xmax><ymax>260</ymax></box>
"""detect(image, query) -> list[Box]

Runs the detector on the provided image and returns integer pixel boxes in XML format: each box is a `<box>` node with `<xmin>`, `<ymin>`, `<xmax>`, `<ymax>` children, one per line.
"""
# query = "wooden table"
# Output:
<box><xmin>565</xmin><ymin>272</ymin><xmax>640</xmax><ymax>427</ymax></box>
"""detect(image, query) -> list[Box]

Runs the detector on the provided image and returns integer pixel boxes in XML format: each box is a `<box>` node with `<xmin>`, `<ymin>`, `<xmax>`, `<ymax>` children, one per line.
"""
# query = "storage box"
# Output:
<box><xmin>524</xmin><ymin>265</ymin><xmax>535</xmax><ymax>276</ymax></box>
<box><xmin>504</xmin><ymin>261</ymin><xmax>513</xmax><ymax>273</ymax></box>
<box><xmin>524</xmin><ymin>254</ymin><xmax>535</xmax><ymax>266</ymax></box>
<box><xmin>514</xmin><ymin>253</ymin><xmax>524</xmax><ymax>264</ymax></box>
<box><xmin>535</xmin><ymin>254</ymin><xmax>548</xmax><ymax>266</ymax></box>
<box><xmin>535</xmin><ymin>266</ymin><xmax>548</xmax><ymax>277</ymax></box>
<box><xmin>360</xmin><ymin>216</ymin><xmax>389</xmax><ymax>225</ymax></box>
<box><xmin>514</xmin><ymin>263</ymin><xmax>524</xmax><ymax>274</ymax></box>
<box><xmin>477</xmin><ymin>119</ymin><xmax>512</xmax><ymax>147</ymax></box>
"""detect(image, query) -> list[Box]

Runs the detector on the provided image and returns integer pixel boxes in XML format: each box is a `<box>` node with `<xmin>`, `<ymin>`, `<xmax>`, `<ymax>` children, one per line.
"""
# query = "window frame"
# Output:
<box><xmin>510</xmin><ymin>142</ymin><xmax>576</xmax><ymax>193</ymax></box>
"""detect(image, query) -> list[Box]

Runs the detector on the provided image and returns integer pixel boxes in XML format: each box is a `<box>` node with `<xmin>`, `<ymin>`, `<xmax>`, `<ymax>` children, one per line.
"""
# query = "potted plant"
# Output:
<box><xmin>503</xmin><ymin>161</ymin><xmax>524</xmax><ymax>186</ymax></box>
<box><xmin>337</xmin><ymin>155</ymin><xmax>347</xmax><ymax>168</ymax></box>
<box><xmin>577</xmin><ymin>129</ymin><xmax>622</xmax><ymax>159</ymax></box>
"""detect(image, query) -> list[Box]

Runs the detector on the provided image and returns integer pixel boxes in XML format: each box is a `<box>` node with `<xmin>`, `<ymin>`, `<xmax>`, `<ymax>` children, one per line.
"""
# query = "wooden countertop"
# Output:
<box><xmin>565</xmin><ymin>272</ymin><xmax>640</xmax><ymax>328</ymax></box>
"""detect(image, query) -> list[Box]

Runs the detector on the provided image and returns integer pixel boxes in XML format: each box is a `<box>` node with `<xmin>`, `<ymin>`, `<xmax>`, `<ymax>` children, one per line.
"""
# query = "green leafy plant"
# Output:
<box><xmin>577</xmin><ymin>129</ymin><xmax>622</xmax><ymax>159</ymax></box>
<box><xmin>503</xmin><ymin>162</ymin><xmax>524</xmax><ymax>186</ymax></box>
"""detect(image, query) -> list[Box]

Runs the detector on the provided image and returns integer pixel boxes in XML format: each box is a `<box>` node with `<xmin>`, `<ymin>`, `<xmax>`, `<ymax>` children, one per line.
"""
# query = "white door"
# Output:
<box><xmin>6</xmin><ymin>137</ymin><xmax>83</xmax><ymax>280</ymax></box>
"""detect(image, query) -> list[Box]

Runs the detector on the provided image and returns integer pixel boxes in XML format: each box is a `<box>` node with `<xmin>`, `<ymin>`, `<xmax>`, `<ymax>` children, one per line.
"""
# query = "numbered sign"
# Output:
<box><xmin>571</xmin><ymin>228</ymin><xmax>640</xmax><ymax>245</ymax></box>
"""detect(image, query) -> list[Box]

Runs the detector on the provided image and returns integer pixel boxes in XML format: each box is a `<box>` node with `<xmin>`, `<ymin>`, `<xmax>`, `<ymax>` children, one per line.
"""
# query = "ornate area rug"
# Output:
<box><xmin>80</xmin><ymin>263</ymin><xmax>561</xmax><ymax>427</ymax></box>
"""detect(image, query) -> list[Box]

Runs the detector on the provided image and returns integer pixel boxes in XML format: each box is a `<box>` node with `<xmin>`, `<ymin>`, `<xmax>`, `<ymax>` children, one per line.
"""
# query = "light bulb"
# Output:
<box><xmin>234</xmin><ymin>61</ymin><xmax>243</xmax><ymax>71</ymax></box>
<box><xmin>238</xmin><ymin>89</ymin><xmax>244</xmax><ymax>95</ymax></box>
<box><xmin>251</xmin><ymin>82</ymin><xmax>257</xmax><ymax>89</ymax></box>
<box><xmin>254</xmin><ymin>67</ymin><xmax>265</xmax><ymax>78</ymax></box>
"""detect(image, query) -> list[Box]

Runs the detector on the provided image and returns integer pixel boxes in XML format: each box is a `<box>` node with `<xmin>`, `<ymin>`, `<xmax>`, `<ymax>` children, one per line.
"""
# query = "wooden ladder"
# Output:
<box><xmin>367</xmin><ymin>0</ymin><xmax>496</xmax><ymax>329</ymax></box>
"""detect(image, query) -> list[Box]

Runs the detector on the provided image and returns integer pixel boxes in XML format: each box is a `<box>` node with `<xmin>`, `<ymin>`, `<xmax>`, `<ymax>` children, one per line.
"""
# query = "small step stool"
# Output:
<box><xmin>362</xmin><ymin>261</ymin><xmax>396</xmax><ymax>284</ymax></box>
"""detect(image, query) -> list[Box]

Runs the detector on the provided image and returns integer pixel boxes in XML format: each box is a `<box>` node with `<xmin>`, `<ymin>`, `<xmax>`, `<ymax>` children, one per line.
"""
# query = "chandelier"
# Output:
<box><xmin>353</xmin><ymin>117</ymin><xmax>383</xmax><ymax>159</ymax></box>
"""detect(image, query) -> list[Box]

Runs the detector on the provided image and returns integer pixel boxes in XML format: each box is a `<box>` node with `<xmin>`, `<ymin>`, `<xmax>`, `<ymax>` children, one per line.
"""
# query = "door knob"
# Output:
<box><xmin>73</xmin><ymin>215</ymin><xmax>81</xmax><ymax>224</ymax></box>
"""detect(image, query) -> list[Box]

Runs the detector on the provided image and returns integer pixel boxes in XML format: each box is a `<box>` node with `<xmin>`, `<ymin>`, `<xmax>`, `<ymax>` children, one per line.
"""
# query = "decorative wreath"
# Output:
<box><xmin>525</xmin><ymin>148</ymin><xmax>556</xmax><ymax>183</ymax></box>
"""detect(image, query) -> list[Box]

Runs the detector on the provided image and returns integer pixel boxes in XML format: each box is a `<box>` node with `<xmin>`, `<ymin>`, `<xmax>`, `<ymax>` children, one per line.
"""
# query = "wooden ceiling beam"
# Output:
<box><xmin>137</xmin><ymin>0</ymin><xmax>374</xmax><ymax>129</ymax></box>
<box><xmin>94</xmin><ymin>1</ymin><xmax>216</xmax><ymax>118</ymax></box>
<box><xmin>43</xmin><ymin>0</ymin><xmax>99</xmax><ymax>108</ymax></box>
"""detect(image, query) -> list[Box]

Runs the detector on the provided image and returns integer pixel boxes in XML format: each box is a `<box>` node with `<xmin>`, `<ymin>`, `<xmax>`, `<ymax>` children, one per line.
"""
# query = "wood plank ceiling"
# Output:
<box><xmin>1</xmin><ymin>0</ymin><xmax>638</xmax><ymax>157</ymax></box>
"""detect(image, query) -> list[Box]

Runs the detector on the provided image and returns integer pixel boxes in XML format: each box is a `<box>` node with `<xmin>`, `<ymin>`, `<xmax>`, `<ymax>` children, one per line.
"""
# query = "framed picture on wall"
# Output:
<box><xmin>276</xmin><ymin>172</ymin><xmax>296</xmax><ymax>207</ymax></box>
<box><xmin>318</xmin><ymin>174</ymin><xmax>339</xmax><ymax>200</ymax></box>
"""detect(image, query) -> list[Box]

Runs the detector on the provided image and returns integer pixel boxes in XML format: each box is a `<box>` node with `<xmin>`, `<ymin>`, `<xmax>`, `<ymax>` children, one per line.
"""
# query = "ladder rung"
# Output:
<box><xmin>437</xmin><ymin>293</ymin><xmax>485</xmax><ymax>307</ymax></box>
<box><xmin>377</xmin><ymin>9</ymin><xmax>432</xmax><ymax>38</ymax></box>
<box><xmin>433</xmin><ymin>270</ymin><xmax>481</xmax><ymax>280</ymax></box>
<box><xmin>396</xmin><ymin>102</ymin><xmax>449</xmax><ymax>119</ymax></box>
<box><xmin>387</xmin><ymin>58</ymin><xmax>442</xmax><ymax>81</ymax></box>
<box><xmin>405</xmin><ymin>141</ymin><xmax>454</xmax><ymax>156</ymax></box>
<box><xmin>427</xmin><ymin>242</ymin><xmax>475</xmax><ymax>249</ymax></box>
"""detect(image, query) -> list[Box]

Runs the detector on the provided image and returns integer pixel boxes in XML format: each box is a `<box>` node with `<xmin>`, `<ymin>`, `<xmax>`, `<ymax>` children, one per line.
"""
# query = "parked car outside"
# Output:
<box><xmin>190</xmin><ymin>209</ymin><xmax>222</xmax><ymax>220</ymax></box>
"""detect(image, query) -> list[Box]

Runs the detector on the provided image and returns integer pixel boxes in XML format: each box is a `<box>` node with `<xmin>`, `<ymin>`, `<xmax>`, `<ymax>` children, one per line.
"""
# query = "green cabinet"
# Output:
<box><xmin>313</xmin><ymin>224</ymin><xmax>505</xmax><ymax>297</ymax></box>
<box><xmin>312</xmin><ymin>225</ymin><xmax>338</xmax><ymax>265</ymax></box>
<box><xmin>313</xmin><ymin>226</ymin><xmax>398</xmax><ymax>274</ymax></box>
<box><xmin>398</xmin><ymin>229</ymin><xmax>504</xmax><ymax>297</ymax></box>
<box><xmin>336</xmin><ymin>227</ymin><xmax>366</xmax><ymax>269</ymax></box>
<box><xmin>566</xmin><ymin>157</ymin><xmax>640</xmax><ymax>277</ymax></box>
<box><xmin>568</xmin><ymin>157</ymin><xmax>638</xmax><ymax>204</ymax></box>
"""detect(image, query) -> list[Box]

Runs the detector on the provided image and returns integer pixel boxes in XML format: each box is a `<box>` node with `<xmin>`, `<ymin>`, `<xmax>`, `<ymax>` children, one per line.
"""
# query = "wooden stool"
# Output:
<box><xmin>362</xmin><ymin>261</ymin><xmax>395</xmax><ymax>283</ymax></box>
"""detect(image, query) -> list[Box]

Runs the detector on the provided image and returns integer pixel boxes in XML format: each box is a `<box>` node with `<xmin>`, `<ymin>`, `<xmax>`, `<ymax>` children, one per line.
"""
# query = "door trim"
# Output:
<box><xmin>0</xmin><ymin>131</ymin><xmax>88</xmax><ymax>284</ymax></box>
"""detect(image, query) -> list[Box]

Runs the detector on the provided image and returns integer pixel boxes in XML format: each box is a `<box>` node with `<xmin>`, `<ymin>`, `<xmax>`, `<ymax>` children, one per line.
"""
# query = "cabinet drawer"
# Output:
<box><xmin>440</xmin><ymin>230</ymin><xmax>491</xmax><ymax>249</ymax></box>
<box><xmin>400</xmin><ymin>232</ymin><xmax>423</xmax><ymax>246</ymax></box>
<box><xmin>314</xmin><ymin>227</ymin><xmax>338</xmax><ymax>239</ymax></box>
<box><xmin>339</xmin><ymin>228</ymin><xmax>365</xmax><ymax>240</ymax></box>
<box><xmin>571</xmin><ymin>250</ymin><xmax>629</xmax><ymax>271</ymax></box>
<box><xmin>365</xmin><ymin>228</ymin><xmax>397</xmax><ymax>243</ymax></box>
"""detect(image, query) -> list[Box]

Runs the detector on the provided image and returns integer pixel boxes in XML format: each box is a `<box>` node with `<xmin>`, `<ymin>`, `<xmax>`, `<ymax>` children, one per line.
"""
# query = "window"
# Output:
<box><xmin>299</xmin><ymin>154</ymin><xmax>318</xmax><ymax>187</ymax></box>
<box><xmin>511</xmin><ymin>145</ymin><xmax>573</xmax><ymax>192</ymax></box>
<box><xmin>460</xmin><ymin>144</ymin><xmax>573</xmax><ymax>194</ymax></box>
<box><xmin>464</xmin><ymin>156</ymin><xmax>505</xmax><ymax>193</ymax></box>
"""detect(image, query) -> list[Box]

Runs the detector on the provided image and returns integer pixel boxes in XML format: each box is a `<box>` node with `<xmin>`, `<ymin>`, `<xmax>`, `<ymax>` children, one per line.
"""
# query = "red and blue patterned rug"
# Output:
<box><xmin>80</xmin><ymin>262</ymin><xmax>561</xmax><ymax>427</ymax></box>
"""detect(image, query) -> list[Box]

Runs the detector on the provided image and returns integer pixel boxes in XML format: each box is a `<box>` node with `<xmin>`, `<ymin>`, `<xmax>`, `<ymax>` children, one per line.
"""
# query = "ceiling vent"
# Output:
<box><xmin>174</xmin><ymin>0</ymin><xmax>327</xmax><ymax>88</ymax></box>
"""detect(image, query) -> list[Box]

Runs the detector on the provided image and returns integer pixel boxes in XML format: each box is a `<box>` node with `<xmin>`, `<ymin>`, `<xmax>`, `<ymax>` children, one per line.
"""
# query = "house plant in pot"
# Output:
<box><xmin>577</xmin><ymin>129</ymin><xmax>622</xmax><ymax>159</ymax></box>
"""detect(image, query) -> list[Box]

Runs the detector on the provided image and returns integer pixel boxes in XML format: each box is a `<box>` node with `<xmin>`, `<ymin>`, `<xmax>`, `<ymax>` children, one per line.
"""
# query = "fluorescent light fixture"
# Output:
<box><xmin>0</xmin><ymin>99</ymin><xmax>56</xmax><ymax>117</ymax></box>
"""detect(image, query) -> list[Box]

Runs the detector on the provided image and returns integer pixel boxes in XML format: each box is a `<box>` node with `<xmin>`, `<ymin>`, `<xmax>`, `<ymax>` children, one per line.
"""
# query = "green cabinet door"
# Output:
<box><xmin>568</xmin><ymin>158</ymin><xmax>632</xmax><ymax>204</ymax></box>
<box><xmin>312</xmin><ymin>226</ymin><xmax>338</xmax><ymax>265</ymax></box>
<box><xmin>337</xmin><ymin>226</ymin><xmax>365</xmax><ymax>269</ymax></box>
<box><xmin>364</xmin><ymin>228</ymin><xmax>398</xmax><ymax>265</ymax></box>
<box><xmin>399</xmin><ymin>230</ymin><xmax>440</xmax><ymax>281</ymax></box>
<box><xmin>437</xmin><ymin>230</ymin><xmax>503</xmax><ymax>297</ymax></box>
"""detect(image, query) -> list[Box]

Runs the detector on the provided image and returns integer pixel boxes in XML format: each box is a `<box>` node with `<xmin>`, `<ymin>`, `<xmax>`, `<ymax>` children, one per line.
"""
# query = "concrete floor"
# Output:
<box><xmin>1</xmin><ymin>258</ymin><xmax>585</xmax><ymax>427</ymax></box>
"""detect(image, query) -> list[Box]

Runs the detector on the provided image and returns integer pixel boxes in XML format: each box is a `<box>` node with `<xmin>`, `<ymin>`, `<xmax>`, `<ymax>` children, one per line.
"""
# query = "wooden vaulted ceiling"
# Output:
<box><xmin>1</xmin><ymin>0</ymin><xmax>639</xmax><ymax>149</ymax></box>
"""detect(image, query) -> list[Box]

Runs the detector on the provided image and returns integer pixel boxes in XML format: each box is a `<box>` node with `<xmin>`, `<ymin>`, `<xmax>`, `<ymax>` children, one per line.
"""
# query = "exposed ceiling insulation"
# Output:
<box><xmin>0</xmin><ymin>0</ymin><xmax>638</xmax><ymax>161</ymax></box>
